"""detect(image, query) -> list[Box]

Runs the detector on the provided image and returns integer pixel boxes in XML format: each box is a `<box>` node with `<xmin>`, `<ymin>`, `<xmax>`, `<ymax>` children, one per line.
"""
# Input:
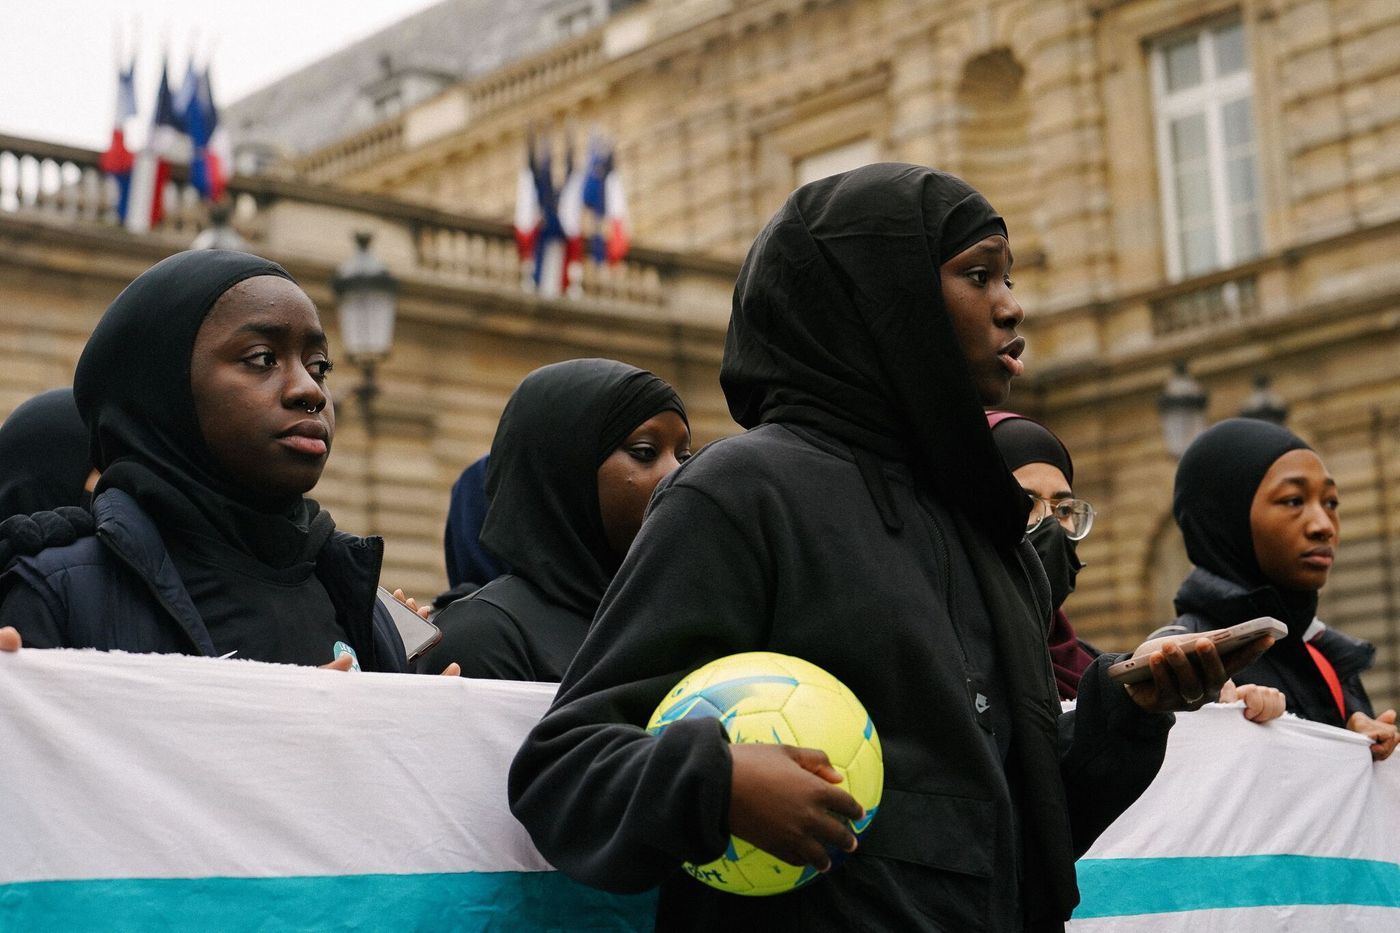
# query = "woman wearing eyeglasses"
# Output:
<box><xmin>989</xmin><ymin>412</ymin><xmax>1284</xmax><ymax>722</ymax></box>
<box><xmin>987</xmin><ymin>412</ymin><xmax>1097</xmax><ymax>700</ymax></box>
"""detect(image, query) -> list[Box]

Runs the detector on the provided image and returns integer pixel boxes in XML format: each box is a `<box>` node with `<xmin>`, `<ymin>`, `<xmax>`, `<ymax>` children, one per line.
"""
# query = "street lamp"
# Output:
<box><xmin>1238</xmin><ymin>373</ymin><xmax>1289</xmax><ymax>425</ymax></box>
<box><xmin>332</xmin><ymin>232</ymin><xmax>397</xmax><ymax>536</ymax></box>
<box><xmin>1158</xmin><ymin>360</ymin><xmax>1210</xmax><ymax>460</ymax></box>
<box><xmin>332</xmin><ymin>231</ymin><xmax>398</xmax><ymax>417</ymax></box>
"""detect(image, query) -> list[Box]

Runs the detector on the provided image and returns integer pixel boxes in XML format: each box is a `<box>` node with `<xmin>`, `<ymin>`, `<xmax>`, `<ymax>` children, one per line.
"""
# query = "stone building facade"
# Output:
<box><xmin>276</xmin><ymin>0</ymin><xmax>1400</xmax><ymax>708</ymax></box>
<box><xmin>3</xmin><ymin>0</ymin><xmax>1397</xmax><ymax>707</ymax></box>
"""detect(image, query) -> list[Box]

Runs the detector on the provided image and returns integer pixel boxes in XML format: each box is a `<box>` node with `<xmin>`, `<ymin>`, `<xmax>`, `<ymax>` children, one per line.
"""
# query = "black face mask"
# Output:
<box><xmin>1028</xmin><ymin>520</ymin><xmax>1083</xmax><ymax>611</ymax></box>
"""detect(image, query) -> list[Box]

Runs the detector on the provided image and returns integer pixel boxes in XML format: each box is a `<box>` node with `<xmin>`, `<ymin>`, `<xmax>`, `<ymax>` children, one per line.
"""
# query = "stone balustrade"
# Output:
<box><xmin>465</xmin><ymin>34</ymin><xmax>605</xmax><ymax>121</ymax></box>
<box><xmin>1149</xmin><ymin>271</ymin><xmax>1260</xmax><ymax>338</ymax></box>
<box><xmin>286</xmin><ymin>34</ymin><xmax>606</xmax><ymax>185</ymax></box>
<box><xmin>0</xmin><ymin>132</ymin><xmax>730</xmax><ymax>324</ymax></box>
<box><xmin>295</xmin><ymin>118</ymin><xmax>406</xmax><ymax>185</ymax></box>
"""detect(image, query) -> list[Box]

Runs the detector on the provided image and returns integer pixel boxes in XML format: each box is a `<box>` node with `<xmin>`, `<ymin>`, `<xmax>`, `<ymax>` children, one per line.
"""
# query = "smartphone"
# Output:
<box><xmin>1107</xmin><ymin>616</ymin><xmax>1286</xmax><ymax>685</ymax></box>
<box><xmin>376</xmin><ymin>586</ymin><xmax>443</xmax><ymax>663</ymax></box>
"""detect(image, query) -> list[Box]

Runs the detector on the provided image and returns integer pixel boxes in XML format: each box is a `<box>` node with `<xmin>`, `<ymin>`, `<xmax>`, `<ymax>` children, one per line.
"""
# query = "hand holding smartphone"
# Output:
<box><xmin>1108</xmin><ymin>616</ymin><xmax>1286</xmax><ymax>685</ymax></box>
<box><xmin>375</xmin><ymin>586</ymin><xmax>443</xmax><ymax>662</ymax></box>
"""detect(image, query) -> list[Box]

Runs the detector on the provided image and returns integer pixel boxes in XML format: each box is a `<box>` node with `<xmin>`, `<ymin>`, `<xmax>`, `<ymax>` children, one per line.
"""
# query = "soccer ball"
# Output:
<box><xmin>645</xmin><ymin>651</ymin><xmax>883</xmax><ymax>896</ymax></box>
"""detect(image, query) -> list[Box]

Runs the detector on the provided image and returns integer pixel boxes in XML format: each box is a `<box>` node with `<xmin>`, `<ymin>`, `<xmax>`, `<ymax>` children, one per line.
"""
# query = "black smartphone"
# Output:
<box><xmin>375</xmin><ymin>586</ymin><xmax>443</xmax><ymax>663</ymax></box>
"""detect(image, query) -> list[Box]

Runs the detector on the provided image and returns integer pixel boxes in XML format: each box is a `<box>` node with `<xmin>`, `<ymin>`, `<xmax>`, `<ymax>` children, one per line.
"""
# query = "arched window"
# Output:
<box><xmin>956</xmin><ymin>49</ymin><xmax>1034</xmax><ymax>254</ymax></box>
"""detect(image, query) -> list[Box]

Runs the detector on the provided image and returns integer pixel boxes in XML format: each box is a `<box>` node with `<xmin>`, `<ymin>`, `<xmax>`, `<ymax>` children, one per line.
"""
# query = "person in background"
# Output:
<box><xmin>987</xmin><ymin>411</ymin><xmax>1097</xmax><ymax>698</ymax></box>
<box><xmin>0</xmin><ymin>250</ymin><xmax>411</xmax><ymax>673</ymax></box>
<box><xmin>419</xmin><ymin>359</ymin><xmax>690</xmax><ymax>682</ymax></box>
<box><xmin>0</xmin><ymin>387</ymin><xmax>98</xmax><ymax>518</ymax></box>
<box><xmin>508</xmin><ymin>164</ymin><xmax>1270</xmax><ymax>932</ymax></box>
<box><xmin>431</xmin><ymin>454</ymin><xmax>507</xmax><ymax>612</ymax></box>
<box><xmin>989</xmin><ymin>410</ymin><xmax>1284</xmax><ymax>722</ymax></box>
<box><xmin>1167</xmin><ymin>418</ymin><xmax>1396</xmax><ymax>759</ymax></box>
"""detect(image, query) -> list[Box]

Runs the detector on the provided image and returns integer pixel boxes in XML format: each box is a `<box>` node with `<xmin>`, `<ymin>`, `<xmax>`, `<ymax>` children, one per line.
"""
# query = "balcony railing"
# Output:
<box><xmin>1149</xmin><ymin>272</ymin><xmax>1260</xmax><ymax>337</ymax></box>
<box><xmin>287</xmin><ymin>33</ymin><xmax>606</xmax><ymax>184</ymax></box>
<box><xmin>0</xmin><ymin>132</ymin><xmax>726</xmax><ymax>318</ymax></box>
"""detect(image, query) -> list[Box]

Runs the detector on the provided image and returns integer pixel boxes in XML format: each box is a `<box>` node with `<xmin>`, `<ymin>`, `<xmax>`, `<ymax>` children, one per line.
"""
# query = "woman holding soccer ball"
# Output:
<box><xmin>510</xmin><ymin>164</ymin><xmax>1271</xmax><ymax>931</ymax></box>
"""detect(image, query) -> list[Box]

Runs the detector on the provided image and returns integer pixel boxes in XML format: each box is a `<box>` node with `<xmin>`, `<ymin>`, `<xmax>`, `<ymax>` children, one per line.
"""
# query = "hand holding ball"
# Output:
<box><xmin>646</xmin><ymin>652</ymin><xmax>883</xmax><ymax>896</ymax></box>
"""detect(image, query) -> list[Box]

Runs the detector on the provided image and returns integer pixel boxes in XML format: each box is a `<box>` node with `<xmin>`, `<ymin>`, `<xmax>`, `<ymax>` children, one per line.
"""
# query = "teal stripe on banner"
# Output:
<box><xmin>0</xmin><ymin>871</ymin><xmax>657</xmax><ymax>932</ymax></box>
<box><xmin>1075</xmin><ymin>855</ymin><xmax>1400</xmax><ymax>918</ymax></box>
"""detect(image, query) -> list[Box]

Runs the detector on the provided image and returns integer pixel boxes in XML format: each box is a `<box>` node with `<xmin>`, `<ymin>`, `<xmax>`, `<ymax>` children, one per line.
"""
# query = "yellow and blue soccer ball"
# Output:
<box><xmin>646</xmin><ymin>651</ymin><xmax>883</xmax><ymax>896</ymax></box>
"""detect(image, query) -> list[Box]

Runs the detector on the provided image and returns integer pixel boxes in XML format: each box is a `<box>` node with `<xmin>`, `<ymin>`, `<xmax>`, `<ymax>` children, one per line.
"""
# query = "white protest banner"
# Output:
<box><xmin>1070</xmin><ymin>703</ymin><xmax>1400</xmax><ymax>931</ymax></box>
<box><xmin>0</xmin><ymin>649</ymin><xmax>656</xmax><ymax>931</ymax></box>
<box><xmin>6</xmin><ymin>650</ymin><xmax>1397</xmax><ymax>931</ymax></box>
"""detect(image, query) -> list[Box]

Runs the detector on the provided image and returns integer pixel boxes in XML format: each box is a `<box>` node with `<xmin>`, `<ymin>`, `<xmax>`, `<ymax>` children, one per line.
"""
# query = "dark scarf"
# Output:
<box><xmin>444</xmin><ymin>454</ymin><xmax>507</xmax><ymax>588</ymax></box>
<box><xmin>723</xmin><ymin>162</ymin><xmax>1027</xmax><ymax>548</ymax></box>
<box><xmin>724</xmin><ymin>164</ymin><xmax>1078</xmax><ymax>923</ymax></box>
<box><xmin>988</xmin><ymin>411</ymin><xmax>1092</xmax><ymax>698</ymax></box>
<box><xmin>0</xmin><ymin>388</ymin><xmax>93</xmax><ymax>518</ymax></box>
<box><xmin>481</xmin><ymin>359</ymin><xmax>686</xmax><ymax>618</ymax></box>
<box><xmin>1046</xmin><ymin>609</ymin><xmax>1092</xmax><ymax>701</ymax></box>
<box><xmin>73</xmin><ymin>250</ymin><xmax>340</xmax><ymax>655</ymax></box>
<box><xmin>1173</xmin><ymin>418</ymin><xmax>1317</xmax><ymax>639</ymax></box>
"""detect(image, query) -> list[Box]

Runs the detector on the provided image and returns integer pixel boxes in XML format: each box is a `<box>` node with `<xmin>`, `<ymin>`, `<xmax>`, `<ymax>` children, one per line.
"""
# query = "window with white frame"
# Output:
<box><xmin>1151</xmin><ymin>18</ymin><xmax>1263</xmax><ymax>279</ymax></box>
<box><xmin>794</xmin><ymin>138</ymin><xmax>879</xmax><ymax>187</ymax></box>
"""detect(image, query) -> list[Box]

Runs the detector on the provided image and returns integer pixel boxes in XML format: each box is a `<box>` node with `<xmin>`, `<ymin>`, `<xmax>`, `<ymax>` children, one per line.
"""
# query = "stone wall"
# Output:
<box><xmin>4</xmin><ymin>0</ymin><xmax>1398</xmax><ymax>708</ymax></box>
<box><xmin>291</xmin><ymin>0</ymin><xmax>1400</xmax><ymax>706</ymax></box>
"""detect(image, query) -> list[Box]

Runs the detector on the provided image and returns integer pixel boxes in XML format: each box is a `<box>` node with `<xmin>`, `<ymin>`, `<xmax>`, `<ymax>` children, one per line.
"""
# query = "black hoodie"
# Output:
<box><xmin>421</xmin><ymin>359</ymin><xmax>686</xmax><ymax>681</ymax></box>
<box><xmin>508</xmin><ymin>164</ymin><xmax>1172</xmax><ymax>932</ymax></box>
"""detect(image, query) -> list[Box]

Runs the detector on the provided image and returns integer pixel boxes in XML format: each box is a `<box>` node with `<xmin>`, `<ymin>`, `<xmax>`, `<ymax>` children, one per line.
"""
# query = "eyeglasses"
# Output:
<box><xmin>1027</xmin><ymin>496</ymin><xmax>1096</xmax><ymax>541</ymax></box>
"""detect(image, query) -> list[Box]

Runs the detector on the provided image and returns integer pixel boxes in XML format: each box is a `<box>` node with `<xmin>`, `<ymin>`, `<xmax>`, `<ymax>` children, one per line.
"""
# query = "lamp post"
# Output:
<box><xmin>332</xmin><ymin>231</ymin><xmax>398</xmax><ymax>420</ymax></box>
<box><xmin>1158</xmin><ymin>360</ymin><xmax>1210</xmax><ymax>460</ymax></box>
<box><xmin>332</xmin><ymin>232</ymin><xmax>397</xmax><ymax>534</ymax></box>
<box><xmin>1238</xmin><ymin>373</ymin><xmax>1289</xmax><ymax>425</ymax></box>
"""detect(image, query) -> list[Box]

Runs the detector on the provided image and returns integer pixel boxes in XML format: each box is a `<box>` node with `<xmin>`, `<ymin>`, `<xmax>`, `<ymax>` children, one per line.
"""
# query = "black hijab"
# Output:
<box><xmin>0</xmin><ymin>388</ymin><xmax>92</xmax><ymax>518</ymax></box>
<box><xmin>1173</xmin><ymin>417</ymin><xmax>1316</xmax><ymax>635</ymax></box>
<box><xmin>74</xmin><ymin>250</ymin><xmax>333</xmax><ymax>569</ymax></box>
<box><xmin>987</xmin><ymin>410</ymin><xmax>1074</xmax><ymax>485</ymax></box>
<box><xmin>722</xmin><ymin>162</ymin><xmax>1026</xmax><ymax>546</ymax></box>
<box><xmin>482</xmin><ymin>359</ymin><xmax>686</xmax><ymax>617</ymax></box>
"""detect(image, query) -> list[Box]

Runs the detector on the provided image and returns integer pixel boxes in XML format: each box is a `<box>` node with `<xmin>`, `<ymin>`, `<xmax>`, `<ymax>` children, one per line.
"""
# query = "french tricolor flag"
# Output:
<box><xmin>200</xmin><ymin>68</ymin><xmax>232</xmax><ymax>202</ymax></box>
<box><xmin>556</xmin><ymin>150</ymin><xmax>586</xmax><ymax>294</ymax></box>
<box><xmin>581</xmin><ymin>137</ymin><xmax>630</xmax><ymax>266</ymax></box>
<box><xmin>97</xmin><ymin>62</ymin><xmax>137</xmax><ymax>223</ymax></box>
<box><xmin>513</xmin><ymin>137</ymin><xmax>542</xmax><ymax>265</ymax></box>
<box><xmin>185</xmin><ymin>65</ymin><xmax>229</xmax><ymax>203</ymax></box>
<box><xmin>125</xmin><ymin>59</ymin><xmax>182</xmax><ymax>234</ymax></box>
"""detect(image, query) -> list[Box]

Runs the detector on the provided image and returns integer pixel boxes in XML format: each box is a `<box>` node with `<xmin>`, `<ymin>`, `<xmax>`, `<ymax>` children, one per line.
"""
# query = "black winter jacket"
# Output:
<box><xmin>510</xmin><ymin>424</ymin><xmax>1173</xmax><ymax>932</ymax></box>
<box><xmin>1173</xmin><ymin>567</ymin><xmax>1374</xmax><ymax>726</ymax></box>
<box><xmin>0</xmin><ymin>488</ymin><xmax>407</xmax><ymax>672</ymax></box>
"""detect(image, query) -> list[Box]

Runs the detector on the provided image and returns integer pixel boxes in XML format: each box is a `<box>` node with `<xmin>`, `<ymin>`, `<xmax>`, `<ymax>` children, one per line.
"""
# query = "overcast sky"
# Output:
<box><xmin>0</xmin><ymin>0</ymin><xmax>441</xmax><ymax>150</ymax></box>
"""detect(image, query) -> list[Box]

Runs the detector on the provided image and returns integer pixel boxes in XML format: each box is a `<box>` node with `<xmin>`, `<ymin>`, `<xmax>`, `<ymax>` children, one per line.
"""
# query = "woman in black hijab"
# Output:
<box><xmin>509</xmin><ymin>165</ymin><xmax>1254</xmax><ymax>932</ymax></box>
<box><xmin>987</xmin><ymin>411</ymin><xmax>1097</xmax><ymax>699</ymax></box>
<box><xmin>0</xmin><ymin>250</ymin><xmax>406</xmax><ymax>672</ymax></box>
<box><xmin>1170</xmin><ymin>418</ymin><xmax>1396</xmax><ymax>757</ymax></box>
<box><xmin>421</xmin><ymin>358</ymin><xmax>690</xmax><ymax>681</ymax></box>
<box><xmin>0</xmin><ymin>388</ymin><xmax>95</xmax><ymax>518</ymax></box>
